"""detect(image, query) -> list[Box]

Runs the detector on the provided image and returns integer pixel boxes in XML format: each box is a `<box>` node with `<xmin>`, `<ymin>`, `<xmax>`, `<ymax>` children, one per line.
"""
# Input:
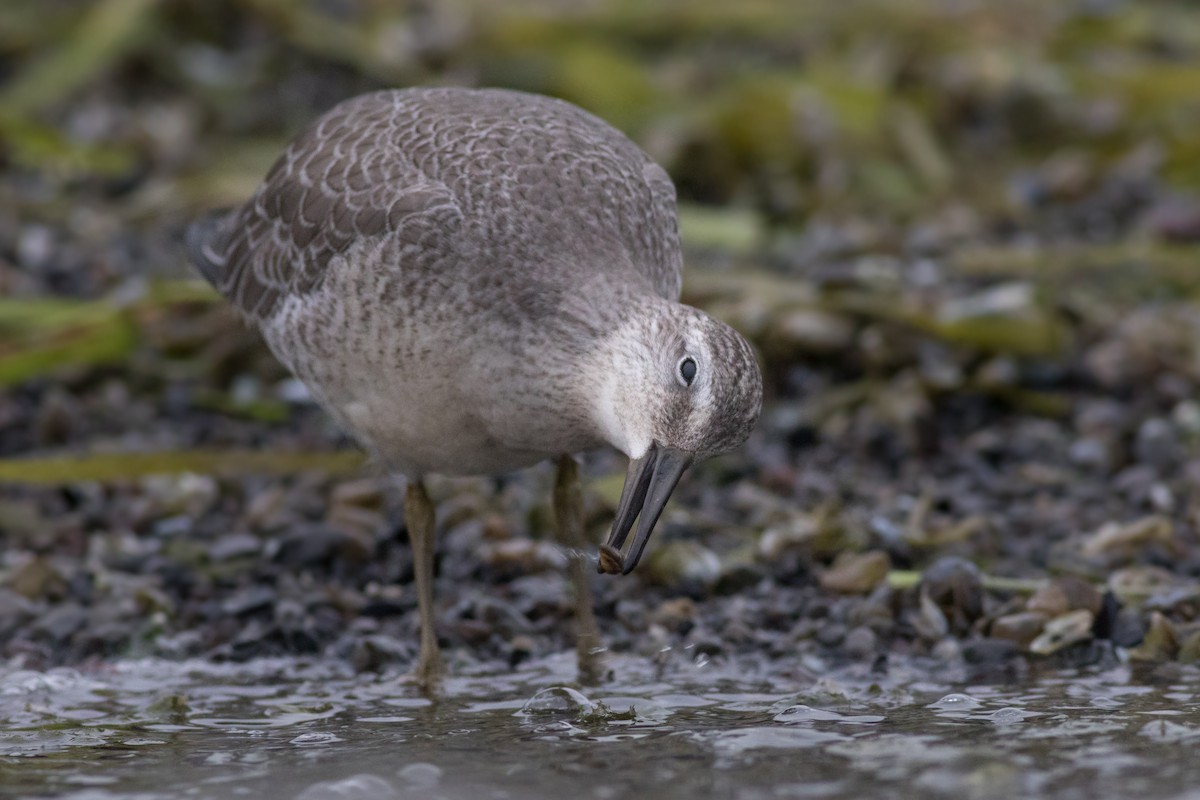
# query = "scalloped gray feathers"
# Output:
<box><xmin>186</xmin><ymin>88</ymin><xmax>683</xmax><ymax>321</ymax></box>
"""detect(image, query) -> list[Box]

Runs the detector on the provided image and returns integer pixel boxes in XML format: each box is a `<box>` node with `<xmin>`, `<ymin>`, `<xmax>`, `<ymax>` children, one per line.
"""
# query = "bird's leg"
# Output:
<box><xmin>405</xmin><ymin>479</ymin><xmax>442</xmax><ymax>691</ymax></box>
<box><xmin>553</xmin><ymin>454</ymin><xmax>603</xmax><ymax>683</ymax></box>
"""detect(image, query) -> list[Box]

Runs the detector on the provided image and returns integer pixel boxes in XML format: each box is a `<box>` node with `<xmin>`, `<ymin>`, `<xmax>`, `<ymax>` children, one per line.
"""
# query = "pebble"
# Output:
<box><xmin>819</xmin><ymin>550</ymin><xmax>890</xmax><ymax>594</ymax></box>
<box><xmin>643</xmin><ymin>540</ymin><xmax>721</xmax><ymax>590</ymax></box>
<box><xmin>815</xmin><ymin>621</ymin><xmax>846</xmax><ymax>647</ymax></box>
<box><xmin>351</xmin><ymin>634</ymin><xmax>411</xmax><ymax>672</ymax></box>
<box><xmin>330</xmin><ymin>478</ymin><xmax>386</xmax><ymax>509</ymax></box>
<box><xmin>5</xmin><ymin>557</ymin><xmax>68</xmax><ymax>601</ymax></box>
<box><xmin>0</xmin><ymin>589</ymin><xmax>36</xmax><ymax>638</ymax></box>
<box><xmin>1135</xmin><ymin>418</ymin><xmax>1183</xmax><ymax>469</ymax></box>
<box><xmin>920</xmin><ymin>556</ymin><xmax>984</xmax><ymax>628</ymax></box>
<box><xmin>32</xmin><ymin>603</ymin><xmax>88</xmax><ymax>642</ymax></box>
<box><xmin>272</xmin><ymin>524</ymin><xmax>352</xmax><ymax>568</ymax></box>
<box><xmin>962</xmin><ymin>637</ymin><xmax>1020</xmax><ymax>665</ymax></box>
<box><xmin>1111</xmin><ymin>607</ymin><xmax>1149</xmax><ymax>649</ymax></box>
<box><xmin>650</xmin><ymin>597</ymin><xmax>697</xmax><ymax>633</ymax></box>
<box><xmin>221</xmin><ymin>586</ymin><xmax>275</xmax><ymax>617</ymax></box>
<box><xmin>843</xmin><ymin>625</ymin><xmax>878</xmax><ymax>659</ymax></box>
<box><xmin>1068</xmin><ymin>437</ymin><xmax>1113</xmax><ymax>471</ymax></box>
<box><xmin>1027</xmin><ymin>577</ymin><xmax>1102</xmax><ymax>617</ymax></box>
<box><xmin>1129</xmin><ymin>611</ymin><xmax>1179</xmax><ymax>661</ymax></box>
<box><xmin>141</xmin><ymin>474</ymin><xmax>218</xmax><ymax>518</ymax></box>
<box><xmin>244</xmin><ymin>487</ymin><xmax>288</xmax><ymax>530</ymax></box>
<box><xmin>990</xmin><ymin>612</ymin><xmax>1048</xmax><ymax>649</ymax></box>
<box><xmin>768</xmin><ymin>309</ymin><xmax>857</xmax><ymax>356</ymax></box>
<box><xmin>908</xmin><ymin>589</ymin><xmax>946</xmax><ymax>642</ymax></box>
<box><xmin>209</xmin><ymin>533</ymin><xmax>262</xmax><ymax>561</ymax></box>
<box><xmin>1176</xmin><ymin>629</ymin><xmax>1200</xmax><ymax>664</ymax></box>
<box><xmin>508</xmin><ymin>634</ymin><xmax>535</xmax><ymax>666</ymax></box>
<box><xmin>931</xmin><ymin>637</ymin><xmax>962</xmax><ymax>662</ymax></box>
<box><xmin>480</xmin><ymin>539</ymin><xmax>567</xmax><ymax>575</ymax></box>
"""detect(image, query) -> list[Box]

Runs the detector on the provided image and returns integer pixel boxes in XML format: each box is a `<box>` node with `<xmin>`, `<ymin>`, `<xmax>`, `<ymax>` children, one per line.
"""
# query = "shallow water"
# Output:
<box><xmin>4</xmin><ymin>651</ymin><xmax>1200</xmax><ymax>800</ymax></box>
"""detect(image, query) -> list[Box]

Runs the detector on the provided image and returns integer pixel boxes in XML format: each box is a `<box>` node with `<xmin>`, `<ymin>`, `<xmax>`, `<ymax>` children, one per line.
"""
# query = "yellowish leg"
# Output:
<box><xmin>405</xmin><ymin>480</ymin><xmax>442</xmax><ymax>691</ymax></box>
<box><xmin>554</xmin><ymin>455</ymin><xmax>603</xmax><ymax>683</ymax></box>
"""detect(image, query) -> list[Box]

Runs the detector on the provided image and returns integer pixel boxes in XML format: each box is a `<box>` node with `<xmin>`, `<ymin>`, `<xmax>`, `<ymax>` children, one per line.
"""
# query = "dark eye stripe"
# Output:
<box><xmin>680</xmin><ymin>357</ymin><xmax>697</xmax><ymax>385</ymax></box>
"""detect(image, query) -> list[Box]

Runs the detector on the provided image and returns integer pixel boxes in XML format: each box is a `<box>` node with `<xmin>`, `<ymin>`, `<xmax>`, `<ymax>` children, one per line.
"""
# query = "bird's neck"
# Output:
<box><xmin>584</xmin><ymin>292</ymin><xmax>675</xmax><ymax>460</ymax></box>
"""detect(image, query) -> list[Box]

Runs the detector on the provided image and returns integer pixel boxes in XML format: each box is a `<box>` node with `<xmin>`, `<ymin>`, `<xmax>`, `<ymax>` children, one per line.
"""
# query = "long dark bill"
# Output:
<box><xmin>599</xmin><ymin>445</ymin><xmax>693</xmax><ymax>575</ymax></box>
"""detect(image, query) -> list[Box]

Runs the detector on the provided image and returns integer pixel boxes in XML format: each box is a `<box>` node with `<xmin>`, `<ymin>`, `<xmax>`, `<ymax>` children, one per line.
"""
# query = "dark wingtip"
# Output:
<box><xmin>183</xmin><ymin>211</ymin><xmax>232</xmax><ymax>288</ymax></box>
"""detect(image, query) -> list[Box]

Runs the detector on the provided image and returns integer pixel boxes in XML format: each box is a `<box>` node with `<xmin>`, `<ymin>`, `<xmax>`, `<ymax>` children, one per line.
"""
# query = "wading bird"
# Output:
<box><xmin>186</xmin><ymin>88</ymin><xmax>762</xmax><ymax>689</ymax></box>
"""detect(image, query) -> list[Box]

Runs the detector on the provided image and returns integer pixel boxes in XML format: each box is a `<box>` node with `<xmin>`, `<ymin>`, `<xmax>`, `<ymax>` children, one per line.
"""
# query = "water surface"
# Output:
<box><xmin>3</xmin><ymin>651</ymin><xmax>1200</xmax><ymax>800</ymax></box>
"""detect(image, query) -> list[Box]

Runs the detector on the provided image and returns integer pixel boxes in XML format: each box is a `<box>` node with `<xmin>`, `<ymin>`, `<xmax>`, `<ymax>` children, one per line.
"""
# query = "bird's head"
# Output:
<box><xmin>593</xmin><ymin>302</ymin><xmax>762</xmax><ymax>574</ymax></box>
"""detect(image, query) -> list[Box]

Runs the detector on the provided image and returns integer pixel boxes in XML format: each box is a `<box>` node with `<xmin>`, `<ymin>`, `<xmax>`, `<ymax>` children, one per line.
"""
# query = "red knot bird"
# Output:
<box><xmin>186</xmin><ymin>87</ymin><xmax>762</xmax><ymax>689</ymax></box>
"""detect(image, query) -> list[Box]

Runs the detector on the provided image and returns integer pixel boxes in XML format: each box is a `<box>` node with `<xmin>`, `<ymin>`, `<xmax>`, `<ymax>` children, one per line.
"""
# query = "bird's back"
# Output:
<box><xmin>185</xmin><ymin>88</ymin><xmax>682</xmax><ymax>321</ymax></box>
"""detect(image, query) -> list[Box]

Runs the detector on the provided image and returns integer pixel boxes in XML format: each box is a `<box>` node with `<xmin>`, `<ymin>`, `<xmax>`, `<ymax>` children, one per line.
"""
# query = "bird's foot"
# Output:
<box><xmin>400</xmin><ymin>653</ymin><xmax>443</xmax><ymax>695</ymax></box>
<box><xmin>576</xmin><ymin>643</ymin><xmax>606</xmax><ymax>686</ymax></box>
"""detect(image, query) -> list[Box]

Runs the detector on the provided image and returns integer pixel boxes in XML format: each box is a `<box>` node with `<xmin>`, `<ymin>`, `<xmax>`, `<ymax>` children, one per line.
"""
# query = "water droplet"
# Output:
<box><xmin>989</xmin><ymin>707</ymin><xmax>1028</xmax><ymax>724</ymax></box>
<box><xmin>290</xmin><ymin>732</ymin><xmax>342</xmax><ymax>745</ymax></box>
<box><xmin>517</xmin><ymin>687</ymin><xmax>595</xmax><ymax>716</ymax></box>
<box><xmin>926</xmin><ymin>693</ymin><xmax>982</xmax><ymax>711</ymax></box>
<box><xmin>533</xmin><ymin>720</ymin><xmax>576</xmax><ymax>733</ymax></box>
<box><xmin>773</xmin><ymin>704</ymin><xmax>845</xmax><ymax>723</ymax></box>
<box><xmin>396</xmin><ymin>762</ymin><xmax>442</xmax><ymax>787</ymax></box>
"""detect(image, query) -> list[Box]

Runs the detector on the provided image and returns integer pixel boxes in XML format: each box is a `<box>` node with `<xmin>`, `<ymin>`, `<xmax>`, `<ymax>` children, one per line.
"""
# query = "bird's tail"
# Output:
<box><xmin>183</xmin><ymin>211</ymin><xmax>233</xmax><ymax>289</ymax></box>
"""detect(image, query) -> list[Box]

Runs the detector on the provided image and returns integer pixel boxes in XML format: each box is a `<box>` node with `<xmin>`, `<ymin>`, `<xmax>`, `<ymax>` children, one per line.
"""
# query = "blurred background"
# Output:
<box><xmin>3</xmin><ymin>0</ymin><xmax>1200</xmax><ymax>671</ymax></box>
<box><xmin>6</xmin><ymin>0</ymin><xmax>1200</xmax><ymax>292</ymax></box>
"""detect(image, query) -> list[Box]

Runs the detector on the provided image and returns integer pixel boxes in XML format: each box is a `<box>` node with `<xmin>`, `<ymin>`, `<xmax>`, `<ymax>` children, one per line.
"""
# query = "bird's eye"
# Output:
<box><xmin>679</xmin><ymin>356</ymin><xmax>697</xmax><ymax>386</ymax></box>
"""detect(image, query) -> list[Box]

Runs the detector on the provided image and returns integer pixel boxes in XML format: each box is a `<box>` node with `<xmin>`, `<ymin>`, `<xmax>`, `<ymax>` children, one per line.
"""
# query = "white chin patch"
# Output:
<box><xmin>625</xmin><ymin>435</ymin><xmax>653</xmax><ymax>460</ymax></box>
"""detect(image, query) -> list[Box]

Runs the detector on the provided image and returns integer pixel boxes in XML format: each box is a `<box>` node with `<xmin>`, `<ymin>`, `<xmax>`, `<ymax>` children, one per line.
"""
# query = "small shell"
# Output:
<box><xmin>1029</xmin><ymin>609</ymin><xmax>1094</xmax><ymax>655</ymax></box>
<box><xmin>598</xmin><ymin>545</ymin><xmax>625</xmax><ymax>575</ymax></box>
